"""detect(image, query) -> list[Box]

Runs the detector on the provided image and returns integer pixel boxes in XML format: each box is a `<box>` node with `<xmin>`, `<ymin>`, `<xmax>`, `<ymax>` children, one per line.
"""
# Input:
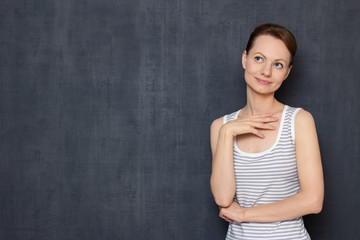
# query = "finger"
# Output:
<box><xmin>246</xmin><ymin>112</ymin><xmax>273</xmax><ymax>115</ymax></box>
<box><xmin>253</xmin><ymin>112</ymin><xmax>274</xmax><ymax>116</ymax></box>
<box><xmin>244</xmin><ymin>113</ymin><xmax>273</xmax><ymax>118</ymax></box>
<box><xmin>246</xmin><ymin>112</ymin><xmax>274</xmax><ymax>117</ymax></box>
<box><xmin>220</xmin><ymin>214</ymin><xmax>233</xmax><ymax>223</ymax></box>
<box><xmin>250</xmin><ymin>122</ymin><xmax>277</xmax><ymax>130</ymax></box>
<box><xmin>223</xmin><ymin>215</ymin><xmax>233</xmax><ymax>223</ymax></box>
<box><xmin>251</xmin><ymin>116</ymin><xmax>279</xmax><ymax>123</ymax></box>
<box><xmin>249</xmin><ymin>128</ymin><xmax>265</xmax><ymax>138</ymax></box>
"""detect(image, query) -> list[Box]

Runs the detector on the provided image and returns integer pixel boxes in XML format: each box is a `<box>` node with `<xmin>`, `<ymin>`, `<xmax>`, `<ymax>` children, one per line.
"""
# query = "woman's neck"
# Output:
<box><xmin>243</xmin><ymin>85</ymin><xmax>283</xmax><ymax>115</ymax></box>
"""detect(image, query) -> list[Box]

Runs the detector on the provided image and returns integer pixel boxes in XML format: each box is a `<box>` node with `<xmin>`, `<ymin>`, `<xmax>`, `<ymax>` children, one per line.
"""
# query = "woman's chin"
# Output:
<box><xmin>246</xmin><ymin>81</ymin><xmax>283</xmax><ymax>95</ymax></box>
<box><xmin>246</xmin><ymin>84</ymin><xmax>276</xmax><ymax>95</ymax></box>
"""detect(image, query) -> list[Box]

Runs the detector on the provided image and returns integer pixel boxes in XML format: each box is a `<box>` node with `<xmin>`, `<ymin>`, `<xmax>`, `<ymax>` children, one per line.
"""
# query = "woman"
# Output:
<box><xmin>210</xmin><ymin>23</ymin><xmax>324</xmax><ymax>239</ymax></box>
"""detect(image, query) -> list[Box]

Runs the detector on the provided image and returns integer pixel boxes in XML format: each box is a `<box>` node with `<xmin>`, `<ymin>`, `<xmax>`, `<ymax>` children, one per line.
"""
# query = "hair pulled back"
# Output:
<box><xmin>246</xmin><ymin>23</ymin><xmax>297</xmax><ymax>66</ymax></box>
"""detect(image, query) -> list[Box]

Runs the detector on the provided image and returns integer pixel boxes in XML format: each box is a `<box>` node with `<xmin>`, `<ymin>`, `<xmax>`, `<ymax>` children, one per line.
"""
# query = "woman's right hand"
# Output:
<box><xmin>222</xmin><ymin>113</ymin><xmax>279</xmax><ymax>139</ymax></box>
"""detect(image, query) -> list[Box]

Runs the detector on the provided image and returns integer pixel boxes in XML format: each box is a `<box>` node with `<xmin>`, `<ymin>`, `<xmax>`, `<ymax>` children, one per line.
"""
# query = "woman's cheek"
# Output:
<box><xmin>245</xmin><ymin>62</ymin><xmax>258</xmax><ymax>75</ymax></box>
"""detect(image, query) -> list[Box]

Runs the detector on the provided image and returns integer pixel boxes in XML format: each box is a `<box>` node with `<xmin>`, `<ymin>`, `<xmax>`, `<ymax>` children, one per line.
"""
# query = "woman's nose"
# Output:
<box><xmin>261</xmin><ymin>63</ymin><xmax>272</xmax><ymax>77</ymax></box>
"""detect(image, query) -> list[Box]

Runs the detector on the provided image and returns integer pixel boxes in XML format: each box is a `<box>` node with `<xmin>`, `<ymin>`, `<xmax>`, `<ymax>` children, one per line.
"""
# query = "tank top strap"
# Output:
<box><xmin>280</xmin><ymin>105</ymin><xmax>303</xmax><ymax>147</ymax></box>
<box><xmin>222</xmin><ymin>109</ymin><xmax>241</xmax><ymax>124</ymax></box>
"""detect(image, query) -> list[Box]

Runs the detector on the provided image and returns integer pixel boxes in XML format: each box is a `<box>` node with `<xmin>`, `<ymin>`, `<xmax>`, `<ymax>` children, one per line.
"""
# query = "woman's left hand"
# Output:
<box><xmin>219</xmin><ymin>201</ymin><xmax>244</xmax><ymax>223</ymax></box>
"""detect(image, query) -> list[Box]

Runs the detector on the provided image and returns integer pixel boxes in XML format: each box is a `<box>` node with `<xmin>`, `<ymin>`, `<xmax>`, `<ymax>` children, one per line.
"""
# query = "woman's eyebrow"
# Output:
<box><xmin>254</xmin><ymin>52</ymin><xmax>265</xmax><ymax>57</ymax></box>
<box><xmin>254</xmin><ymin>52</ymin><xmax>287</xmax><ymax>63</ymax></box>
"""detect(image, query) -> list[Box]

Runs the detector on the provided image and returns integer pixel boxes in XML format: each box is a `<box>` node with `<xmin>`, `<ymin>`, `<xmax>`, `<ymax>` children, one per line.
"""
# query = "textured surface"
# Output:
<box><xmin>0</xmin><ymin>0</ymin><xmax>359</xmax><ymax>239</ymax></box>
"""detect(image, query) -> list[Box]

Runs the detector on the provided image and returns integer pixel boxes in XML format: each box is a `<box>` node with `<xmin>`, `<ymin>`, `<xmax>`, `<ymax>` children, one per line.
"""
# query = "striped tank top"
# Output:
<box><xmin>223</xmin><ymin>105</ymin><xmax>310</xmax><ymax>240</ymax></box>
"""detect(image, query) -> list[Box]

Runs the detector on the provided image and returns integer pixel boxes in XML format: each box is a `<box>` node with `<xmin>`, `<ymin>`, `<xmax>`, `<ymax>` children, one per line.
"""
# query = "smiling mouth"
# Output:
<box><xmin>255</xmin><ymin>77</ymin><xmax>271</xmax><ymax>85</ymax></box>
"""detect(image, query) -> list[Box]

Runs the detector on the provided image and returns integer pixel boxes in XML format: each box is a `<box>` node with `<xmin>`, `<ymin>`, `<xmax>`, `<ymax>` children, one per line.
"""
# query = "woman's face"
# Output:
<box><xmin>242</xmin><ymin>34</ymin><xmax>292</xmax><ymax>95</ymax></box>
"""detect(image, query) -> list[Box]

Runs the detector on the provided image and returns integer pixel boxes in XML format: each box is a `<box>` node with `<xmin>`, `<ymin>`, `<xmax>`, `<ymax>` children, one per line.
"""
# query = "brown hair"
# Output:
<box><xmin>245</xmin><ymin>23</ymin><xmax>297</xmax><ymax>66</ymax></box>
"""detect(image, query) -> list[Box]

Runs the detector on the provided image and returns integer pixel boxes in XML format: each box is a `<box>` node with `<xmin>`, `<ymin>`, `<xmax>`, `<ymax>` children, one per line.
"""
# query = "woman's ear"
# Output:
<box><xmin>242</xmin><ymin>50</ymin><xmax>247</xmax><ymax>69</ymax></box>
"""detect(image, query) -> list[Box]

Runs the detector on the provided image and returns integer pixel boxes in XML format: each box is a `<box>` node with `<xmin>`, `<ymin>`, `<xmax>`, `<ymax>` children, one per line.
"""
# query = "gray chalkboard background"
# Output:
<box><xmin>1</xmin><ymin>0</ymin><xmax>359</xmax><ymax>239</ymax></box>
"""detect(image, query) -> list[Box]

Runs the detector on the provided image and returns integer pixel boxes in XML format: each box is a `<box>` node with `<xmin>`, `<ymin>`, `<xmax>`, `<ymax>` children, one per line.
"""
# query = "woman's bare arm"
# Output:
<box><xmin>210</xmin><ymin>117</ymin><xmax>236</xmax><ymax>207</ymax></box>
<box><xmin>219</xmin><ymin>109</ymin><xmax>324</xmax><ymax>222</ymax></box>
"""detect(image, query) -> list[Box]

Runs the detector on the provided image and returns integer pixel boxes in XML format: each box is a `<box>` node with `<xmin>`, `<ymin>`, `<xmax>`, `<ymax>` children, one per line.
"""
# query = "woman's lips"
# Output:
<box><xmin>255</xmin><ymin>77</ymin><xmax>271</xmax><ymax>85</ymax></box>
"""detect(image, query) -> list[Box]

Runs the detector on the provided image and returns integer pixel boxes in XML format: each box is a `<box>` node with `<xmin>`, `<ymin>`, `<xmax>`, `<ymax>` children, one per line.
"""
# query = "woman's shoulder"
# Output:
<box><xmin>286</xmin><ymin>105</ymin><xmax>313</xmax><ymax>120</ymax></box>
<box><xmin>210</xmin><ymin>108</ymin><xmax>241</xmax><ymax>130</ymax></box>
<box><xmin>287</xmin><ymin>105</ymin><xmax>314</xmax><ymax>122</ymax></box>
<box><xmin>291</xmin><ymin>106</ymin><xmax>317</xmax><ymax>135</ymax></box>
<box><xmin>210</xmin><ymin>116</ymin><xmax>224</xmax><ymax>131</ymax></box>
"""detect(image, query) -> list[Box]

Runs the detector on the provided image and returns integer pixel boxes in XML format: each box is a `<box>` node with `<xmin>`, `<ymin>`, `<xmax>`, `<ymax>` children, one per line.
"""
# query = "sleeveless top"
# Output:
<box><xmin>223</xmin><ymin>105</ymin><xmax>310</xmax><ymax>240</ymax></box>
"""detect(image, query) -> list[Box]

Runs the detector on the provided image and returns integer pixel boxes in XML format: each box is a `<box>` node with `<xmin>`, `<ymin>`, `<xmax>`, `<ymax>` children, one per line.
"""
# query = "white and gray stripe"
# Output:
<box><xmin>223</xmin><ymin>105</ymin><xmax>310</xmax><ymax>240</ymax></box>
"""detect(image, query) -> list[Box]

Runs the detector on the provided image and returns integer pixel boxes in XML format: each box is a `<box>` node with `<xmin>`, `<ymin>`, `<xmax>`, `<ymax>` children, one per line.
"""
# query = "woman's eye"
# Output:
<box><xmin>255</xmin><ymin>56</ymin><xmax>262</xmax><ymax>62</ymax></box>
<box><xmin>274</xmin><ymin>62</ymin><xmax>283</xmax><ymax>69</ymax></box>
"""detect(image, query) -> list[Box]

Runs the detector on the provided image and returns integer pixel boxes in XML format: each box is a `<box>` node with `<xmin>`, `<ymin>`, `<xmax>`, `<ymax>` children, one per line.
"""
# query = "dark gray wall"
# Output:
<box><xmin>0</xmin><ymin>0</ymin><xmax>359</xmax><ymax>239</ymax></box>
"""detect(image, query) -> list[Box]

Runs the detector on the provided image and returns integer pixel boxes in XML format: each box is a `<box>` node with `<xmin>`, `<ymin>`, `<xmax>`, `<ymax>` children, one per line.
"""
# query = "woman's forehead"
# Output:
<box><xmin>249</xmin><ymin>35</ymin><xmax>291</xmax><ymax>61</ymax></box>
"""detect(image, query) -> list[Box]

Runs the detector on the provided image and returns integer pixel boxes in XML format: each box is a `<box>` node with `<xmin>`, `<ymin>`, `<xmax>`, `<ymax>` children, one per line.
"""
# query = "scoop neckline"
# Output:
<box><xmin>233</xmin><ymin>105</ymin><xmax>288</xmax><ymax>157</ymax></box>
